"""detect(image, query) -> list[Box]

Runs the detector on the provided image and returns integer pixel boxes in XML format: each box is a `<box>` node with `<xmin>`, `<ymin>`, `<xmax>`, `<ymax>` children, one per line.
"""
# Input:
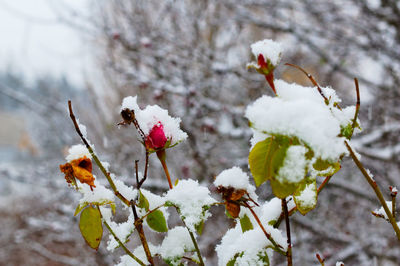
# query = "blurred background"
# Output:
<box><xmin>0</xmin><ymin>0</ymin><xmax>399</xmax><ymax>265</ymax></box>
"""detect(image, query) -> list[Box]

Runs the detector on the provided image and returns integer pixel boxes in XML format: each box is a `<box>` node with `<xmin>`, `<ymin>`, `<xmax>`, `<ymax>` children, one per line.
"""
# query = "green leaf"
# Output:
<box><xmin>138</xmin><ymin>190</ymin><xmax>150</xmax><ymax>211</ymax></box>
<box><xmin>146</xmin><ymin>209</ymin><xmax>168</xmax><ymax>232</ymax></box>
<box><xmin>227</xmin><ymin>252</ymin><xmax>243</xmax><ymax>266</ymax></box>
<box><xmin>74</xmin><ymin>202</ymin><xmax>89</xmax><ymax>216</ymax></box>
<box><xmin>79</xmin><ymin>206</ymin><xmax>103</xmax><ymax>250</ymax></box>
<box><xmin>313</xmin><ymin>158</ymin><xmax>341</xmax><ymax>176</ymax></box>
<box><xmin>239</xmin><ymin>214</ymin><xmax>254</xmax><ymax>232</ymax></box>
<box><xmin>195</xmin><ymin>220</ymin><xmax>205</xmax><ymax>235</ymax></box>
<box><xmin>270</xmin><ymin>179</ymin><xmax>299</xmax><ymax>199</ymax></box>
<box><xmin>340</xmin><ymin>124</ymin><xmax>353</xmax><ymax>139</ymax></box>
<box><xmin>249</xmin><ymin>137</ymin><xmax>284</xmax><ymax>187</ymax></box>
<box><xmin>293</xmin><ymin>179</ymin><xmax>318</xmax><ymax>215</ymax></box>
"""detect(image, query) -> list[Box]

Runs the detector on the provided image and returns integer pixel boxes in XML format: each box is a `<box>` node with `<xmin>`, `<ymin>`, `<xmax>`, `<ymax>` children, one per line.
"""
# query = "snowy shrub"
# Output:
<box><xmin>60</xmin><ymin>39</ymin><xmax>400</xmax><ymax>265</ymax></box>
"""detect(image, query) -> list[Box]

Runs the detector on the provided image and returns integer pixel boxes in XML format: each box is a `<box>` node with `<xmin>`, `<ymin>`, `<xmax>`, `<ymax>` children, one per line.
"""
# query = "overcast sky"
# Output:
<box><xmin>0</xmin><ymin>0</ymin><xmax>92</xmax><ymax>87</ymax></box>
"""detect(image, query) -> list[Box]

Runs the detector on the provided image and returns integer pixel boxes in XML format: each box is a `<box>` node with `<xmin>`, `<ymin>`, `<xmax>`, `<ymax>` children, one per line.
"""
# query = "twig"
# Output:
<box><xmin>345</xmin><ymin>140</ymin><xmax>400</xmax><ymax>240</ymax></box>
<box><xmin>282</xmin><ymin>198</ymin><xmax>293</xmax><ymax>266</ymax></box>
<box><xmin>68</xmin><ymin>101</ymin><xmax>130</xmax><ymax>206</ymax></box>
<box><xmin>130</xmin><ymin>200</ymin><xmax>154</xmax><ymax>265</ymax></box>
<box><xmin>103</xmin><ymin>220</ymin><xmax>146</xmax><ymax>266</ymax></box>
<box><xmin>284</xmin><ymin>63</ymin><xmax>328</xmax><ymax>103</ymax></box>
<box><xmin>243</xmin><ymin>201</ymin><xmax>286</xmax><ymax>255</ymax></box>
<box><xmin>188</xmin><ymin>230</ymin><xmax>205</xmax><ymax>266</ymax></box>
<box><xmin>390</xmin><ymin>187</ymin><xmax>397</xmax><ymax>220</ymax></box>
<box><xmin>135</xmin><ymin>151</ymin><xmax>149</xmax><ymax>189</ymax></box>
<box><xmin>349</xmin><ymin>78</ymin><xmax>360</xmax><ymax>139</ymax></box>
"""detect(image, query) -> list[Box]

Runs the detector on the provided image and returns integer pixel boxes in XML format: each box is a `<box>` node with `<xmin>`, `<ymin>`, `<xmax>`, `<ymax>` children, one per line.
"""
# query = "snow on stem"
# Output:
<box><xmin>68</xmin><ymin>101</ymin><xmax>130</xmax><ymax>206</ymax></box>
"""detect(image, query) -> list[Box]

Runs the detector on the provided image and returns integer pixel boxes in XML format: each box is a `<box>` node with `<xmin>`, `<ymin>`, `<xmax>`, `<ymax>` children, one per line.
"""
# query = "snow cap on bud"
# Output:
<box><xmin>250</xmin><ymin>39</ymin><xmax>283</xmax><ymax>67</ymax></box>
<box><xmin>119</xmin><ymin>96</ymin><xmax>188</xmax><ymax>152</ymax></box>
<box><xmin>247</xmin><ymin>39</ymin><xmax>283</xmax><ymax>94</ymax></box>
<box><xmin>145</xmin><ymin>122</ymin><xmax>168</xmax><ymax>150</ymax></box>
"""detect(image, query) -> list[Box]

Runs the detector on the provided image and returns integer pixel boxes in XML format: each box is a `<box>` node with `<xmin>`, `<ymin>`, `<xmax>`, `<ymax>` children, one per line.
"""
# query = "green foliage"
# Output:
<box><xmin>146</xmin><ymin>209</ymin><xmax>168</xmax><ymax>232</ymax></box>
<box><xmin>138</xmin><ymin>190</ymin><xmax>150</xmax><ymax>211</ymax></box>
<box><xmin>75</xmin><ymin>200</ymin><xmax>115</xmax><ymax>216</ymax></box>
<box><xmin>79</xmin><ymin>206</ymin><xmax>103</xmax><ymax>250</ymax></box>
<box><xmin>239</xmin><ymin>214</ymin><xmax>254</xmax><ymax>232</ymax></box>
<box><xmin>313</xmin><ymin>158</ymin><xmax>341</xmax><ymax>176</ymax></box>
<box><xmin>249</xmin><ymin>136</ymin><xmax>291</xmax><ymax>187</ymax></box>
<box><xmin>270</xmin><ymin>179</ymin><xmax>299</xmax><ymax>199</ymax></box>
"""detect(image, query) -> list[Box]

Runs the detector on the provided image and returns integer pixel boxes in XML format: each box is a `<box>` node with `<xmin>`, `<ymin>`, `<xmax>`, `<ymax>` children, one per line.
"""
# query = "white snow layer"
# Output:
<box><xmin>277</xmin><ymin>145</ymin><xmax>308</xmax><ymax>183</ymax></box>
<box><xmin>165</xmin><ymin>179</ymin><xmax>216</xmax><ymax>232</ymax></box>
<box><xmin>250</xmin><ymin>39</ymin><xmax>283</xmax><ymax>66</ymax></box>
<box><xmin>245</xmin><ymin>79</ymin><xmax>354</xmax><ymax>161</ymax></box>
<box><xmin>158</xmin><ymin>226</ymin><xmax>195</xmax><ymax>262</ymax></box>
<box><xmin>120</xmin><ymin>96</ymin><xmax>188</xmax><ymax>146</ymax></box>
<box><xmin>65</xmin><ymin>144</ymin><xmax>91</xmax><ymax>162</ymax></box>
<box><xmin>120</xmin><ymin>96</ymin><xmax>140</xmax><ymax>112</ymax></box>
<box><xmin>294</xmin><ymin>183</ymin><xmax>316</xmax><ymax>208</ymax></box>
<box><xmin>78</xmin><ymin>180</ymin><xmax>114</xmax><ymax>205</ymax></box>
<box><xmin>214</xmin><ymin>166</ymin><xmax>251</xmax><ymax>190</ymax></box>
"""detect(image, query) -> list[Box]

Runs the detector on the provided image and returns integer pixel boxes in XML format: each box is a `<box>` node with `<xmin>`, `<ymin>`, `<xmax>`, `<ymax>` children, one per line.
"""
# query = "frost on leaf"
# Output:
<box><xmin>165</xmin><ymin>179</ymin><xmax>216</xmax><ymax>232</ymax></box>
<box><xmin>293</xmin><ymin>180</ymin><xmax>318</xmax><ymax>215</ymax></box>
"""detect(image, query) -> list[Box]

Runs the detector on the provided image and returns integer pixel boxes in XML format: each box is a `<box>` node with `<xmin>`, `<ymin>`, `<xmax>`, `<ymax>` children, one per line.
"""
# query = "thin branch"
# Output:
<box><xmin>284</xmin><ymin>63</ymin><xmax>328</xmax><ymax>103</ymax></box>
<box><xmin>103</xmin><ymin>221</ymin><xmax>146</xmax><ymax>266</ymax></box>
<box><xmin>350</xmin><ymin>78</ymin><xmax>360</xmax><ymax>139</ymax></box>
<box><xmin>243</xmin><ymin>201</ymin><xmax>286</xmax><ymax>255</ymax></box>
<box><xmin>68</xmin><ymin>101</ymin><xmax>130</xmax><ymax>206</ymax></box>
<box><xmin>282</xmin><ymin>199</ymin><xmax>293</xmax><ymax>266</ymax></box>
<box><xmin>188</xmin><ymin>230</ymin><xmax>205</xmax><ymax>266</ymax></box>
<box><xmin>345</xmin><ymin>140</ymin><xmax>400</xmax><ymax>240</ymax></box>
<box><xmin>130</xmin><ymin>200</ymin><xmax>154</xmax><ymax>265</ymax></box>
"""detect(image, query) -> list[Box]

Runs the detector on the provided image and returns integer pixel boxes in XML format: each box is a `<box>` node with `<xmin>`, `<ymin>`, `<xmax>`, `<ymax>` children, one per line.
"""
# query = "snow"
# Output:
<box><xmin>336</xmin><ymin>262</ymin><xmax>344</xmax><ymax>266</ymax></box>
<box><xmin>277</xmin><ymin>145</ymin><xmax>308</xmax><ymax>183</ymax></box>
<box><xmin>250</xmin><ymin>39</ymin><xmax>283</xmax><ymax>66</ymax></box>
<box><xmin>77</xmin><ymin>120</ymin><xmax>88</xmax><ymax>138</ymax></box>
<box><xmin>164</xmin><ymin>179</ymin><xmax>216</xmax><ymax>232</ymax></box>
<box><xmin>65</xmin><ymin>144</ymin><xmax>91</xmax><ymax>162</ymax></box>
<box><xmin>260</xmin><ymin>197</ymin><xmax>284</xmax><ymax>223</ymax></box>
<box><xmin>116</xmin><ymin>244</ymin><xmax>158</xmax><ymax>266</ymax></box>
<box><xmin>158</xmin><ymin>226</ymin><xmax>195</xmax><ymax>263</ymax></box>
<box><xmin>245</xmin><ymin>79</ymin><xmax>351</xmax><ymax>161</ymax></box>
<box><xmin>214</xmin><ymin>166</ymin><xmax>251</xmax><ymax>190</ymax></box>
<box><xmin>106</xmin><ymin>212</ymin><xmax>135</xmax><ymax>251</ymax></box>
<box><xmin>120</xmin><ymin>96</ymin><xmax>139</xmax><ymax>112</ymax></box>
<box><xmin>373</xmin><ymin>201</ymin><xmax>392</xmax><ymax>220</ymax></box>
<box><xmin>112</xmin><ymin>176</ymin><xmax>138</xmax><ymax>202</ymax></box>
<box><xmin>294</xmin><ymin>183</ymin><xmax>316</xmax><ymax>208</ymax></box>
<box><xmin>392</xmin><ymin>187</ymin><xmax>398</xmax><ymax>193</ymax></box>
<box><xmin>78</xmin><ymin>179</ymin><xmax>115</xmax><ymax>205</ymax></box>
<box><xmin>216</xmin><ymin>224</ymin><xmax>283</xmax><ymax>266</ymax></box>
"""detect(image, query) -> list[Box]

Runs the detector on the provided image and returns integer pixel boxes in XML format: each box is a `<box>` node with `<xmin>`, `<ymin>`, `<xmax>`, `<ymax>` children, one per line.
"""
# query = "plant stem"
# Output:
<box><xmin>188</xmin><ymin>230</ymin><xmax>205</xmax><ymax>266</ymax></box>
<box><xmin>243</xmin><ymin>202</ymin><xmax>286</xmax><ymax>256</ymax></box>
<box><xmin>103</xmin><ymin>220</ymin><xmax>146</xmax><ymax>266</ymax></box>
<box><xmin>131</xmin><ymin>201</ymin><xmax>154</xmax><ymax>265</ymax></box>
<box><xmin>282</xmin><ymin>198</ymin><xmax>293</xmax><ymax>266</ymax></box>
<box><xmin>68</xmin><ymin>101</ymin><xmax>130</xmax><ymax>206</ymax></box>
<box><xmin>392</xmin><ymin>193</ymin><xmax>396</xmax><ymax>221</ymax></box>
<box><xmin>345</xmin><ymin>140</ymin><xmax>400</xmax><ymax>240</ymax></box>
<box><xmin>156</xmin><ymin>149</ymin><xmax>173</xmax><ymax>189</ymax></box>
<box><xmin>350</xmin><ymin>78</ymin><xmax>360</xmax><ymax>139</ymax></box>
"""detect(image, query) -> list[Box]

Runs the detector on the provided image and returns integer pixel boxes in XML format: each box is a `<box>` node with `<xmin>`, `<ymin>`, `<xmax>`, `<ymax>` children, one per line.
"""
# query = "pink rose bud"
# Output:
<box><xmin>145</xmin><ymin>123</ymin><xmax>168</xmax><ymax>149</ymax></box>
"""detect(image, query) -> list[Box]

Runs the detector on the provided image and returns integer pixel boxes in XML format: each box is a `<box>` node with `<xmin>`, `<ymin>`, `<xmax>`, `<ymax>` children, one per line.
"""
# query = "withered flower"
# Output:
<box><xmin>60</xmin><ymin>156</ymin><xmax>95</xmax><ymax>190</ymax></box>
<box><xmin>217</xmin><ymin>186</ymin><xmax>247</xmax><ymax>218</ymax></box>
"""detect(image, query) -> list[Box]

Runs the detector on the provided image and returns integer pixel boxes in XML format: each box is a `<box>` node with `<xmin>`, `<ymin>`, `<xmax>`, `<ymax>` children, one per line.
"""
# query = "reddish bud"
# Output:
<box><xmin>145</xmin><ymin>123</ymin><xmax>168</xmax><ymax>149</ymax></box>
